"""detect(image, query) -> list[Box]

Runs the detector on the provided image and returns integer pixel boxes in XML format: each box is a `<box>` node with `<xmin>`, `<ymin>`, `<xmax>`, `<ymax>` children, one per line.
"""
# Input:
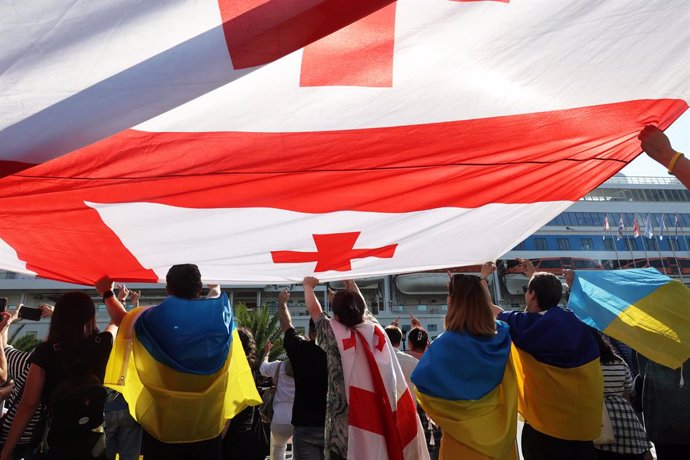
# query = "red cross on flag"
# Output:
<box><xmin>0</xmin><ymin>1</ymin><xmax>688</xmax><ymax>284</ymax></box>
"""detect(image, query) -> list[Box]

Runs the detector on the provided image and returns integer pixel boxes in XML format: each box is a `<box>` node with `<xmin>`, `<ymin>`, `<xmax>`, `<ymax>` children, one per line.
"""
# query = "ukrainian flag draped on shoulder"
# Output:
<box><xmin>499</xmin><ymin>308</ymin><xmax>602</xmax><ymax>441</ymax></box>
<box><xmin>412</xmin><ymin>322</ymin><xmax>518</xmax><ymax>460</ymax></box>
<box><xmin>104</xmin><ymin>293</ymin><xmax>261</xmax><ymax>443</ymax></box>
<box><xmin>568</xmin><ymin>268</ymin><xmax>690</xmax><ymax>369</ymax></box>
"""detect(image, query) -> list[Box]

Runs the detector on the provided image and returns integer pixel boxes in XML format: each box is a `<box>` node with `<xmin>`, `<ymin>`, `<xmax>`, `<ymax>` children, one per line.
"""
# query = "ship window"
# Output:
<box><xmin>644</xmin><ymin>239</ymin><xmax>659</xmax><ymax>251</ymax></box>
<box><xmin>668</xmin><ymin>239</ymin><xmax>680</xmax><ymax>251</ymax></box>
<box><xmin>573</xmin><ymin>259</ymin><xmax>598</xmax><ymax>269</ymax></box>
<box><xmin>538</xmin><ymin>260</ymin><xmax>562</xmax><ymax>269</ymax></box>
<box><xmin>580</xmin><ymin>239</ymin><xmax>594</xmax><ymax>251</ymax></box>
<box><xmin>604</xmin><ymin>239</ymin><xmax>615</xmax><ymax>251</ymax></box>
<box><xmin>557</xmin><ymin>238</ymin><xmax>570</xmax><ymax>250</ymax></box>
<box><xmin>513</xmin><ymin>241</ymin><xmax>526</xmax><ymax>251</ymax></box>
<box><xmin>427</xmin><ymin>324</ymin><xmax>438</xmax><ymax>332</ymax></box>
<box><xmin>535</xmin><ymin>238</ymin><xmax>548</xmax><ymax>250</ymax></box>
<box><xmin>679</xmin><ymin>259</ymin><xmax>690</xmax><ymax>268</ymax></box>
<box><xmin>623</xmin><ymin>238</ymin><xmax>638</xmax><ymax>251</ymax></box>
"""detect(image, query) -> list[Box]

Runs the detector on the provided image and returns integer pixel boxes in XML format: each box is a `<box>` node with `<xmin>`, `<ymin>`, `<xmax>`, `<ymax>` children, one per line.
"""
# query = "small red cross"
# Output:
<box><xmin>271</xmin><ymin>232</ymin><xmax>397</xmax><ymax>272</ymax></box>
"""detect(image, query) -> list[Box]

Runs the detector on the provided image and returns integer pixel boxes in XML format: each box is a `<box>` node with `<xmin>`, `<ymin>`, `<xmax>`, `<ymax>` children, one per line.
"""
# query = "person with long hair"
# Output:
<box><xmin>0</xmin><ymin>292</ymin><xmax>116</xmax><ymax>460</ymax></box>
<box><xmin>412</xmin><ymin>263</ymin><xmax>518</xmax><ymax>460</ymax></box>
<box><xmin>592</xmin><ymin>331</ymin><xmax>651</xmax><ymax>460</ymax></box>
<box><xmin>303</xmin><ymin>276</ymin><xmax>428</xmax><ymax>460</ymax></box>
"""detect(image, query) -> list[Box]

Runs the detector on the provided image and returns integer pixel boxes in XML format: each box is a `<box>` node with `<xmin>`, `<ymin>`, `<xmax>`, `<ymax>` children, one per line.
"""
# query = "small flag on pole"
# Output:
<box><xmin>633</xmin><ymin>217</ymin><xmax>640</xmax><ymax>238</ymax></box>
<box><xmin>603</xmin><ymin>215</ymin><xmax>610</xmax><ymax>240</ymax></box>
<box><xmin>660</xmin><ymin>214</ymin><xmax>667</xmax><ymax>241</ymax></box>
<box><xmin>617</xmin><ymin>215</ymin><xmax>625</xmax><ymax>241</ymax></box>
<box><xmin>644</xmin><ymin>214</ymin><xmax>654</xmax><ymax>239</ymax></box>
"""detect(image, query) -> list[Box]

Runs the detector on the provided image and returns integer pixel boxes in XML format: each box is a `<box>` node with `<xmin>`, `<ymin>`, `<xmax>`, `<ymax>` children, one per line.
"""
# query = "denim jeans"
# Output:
<box><xmin>292</xmin><ymin>425</ymin><xmax>325</xmax><ymax>460</ymax></box>
<box><xmin>104</xmin><ymin>409</ymin><xmax>143</xmax><ymax>460</ymax></box>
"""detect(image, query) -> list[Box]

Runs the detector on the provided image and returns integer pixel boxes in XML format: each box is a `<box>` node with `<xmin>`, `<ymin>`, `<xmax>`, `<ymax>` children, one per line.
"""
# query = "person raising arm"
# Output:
<box><xmin>639</xmin><ymin>125</ymin><xmax>690</xmax><ymax>189</ymax></box>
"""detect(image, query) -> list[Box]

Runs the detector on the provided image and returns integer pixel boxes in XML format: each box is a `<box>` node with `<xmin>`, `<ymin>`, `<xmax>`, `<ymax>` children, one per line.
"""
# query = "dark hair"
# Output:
<box><xmin>166</xmin><ymin>264</ymin><xmax>203</xmax><ymax>299</ymax></box>
<box><xmin>527</xmin><ymin>272</ymin><xmax>562</xmax><ymax>310</ymax></box>
<box><xmin>446</xmin><ymin>274</ymin><xmax>495</xmax><ymax>336</ymax></box>
<box><xmin>331</xmin><ymin>291</ymin><xmax>365</xmax><ymax>327</ymax></box>
<box><xmin>46</xmin><ymin>292</ymin><xmax>98</xmax><ymax>344</ymax></box>
<box><xmin>384</xmin><ymin>325</ymin><xmax>402</xmax><ymax>347</ymax></box>
<box><xmin>308</xmin><ymin>318</ymin><xmax>316</xmax><ymax>339</ymax></box>
<box><xmin>593</xmin><ymin>329</ymin><xmax>619</xmax><ymax>364</ymax></box>
<box><xmin>238</xmin><ymin>327</ymin><xmax>258</xmax><ymax>371</ymax></box>
<box><xmin>407</xmin><ymin>327</ymin><xmax>429</xmax><ymax>352</ymax></box>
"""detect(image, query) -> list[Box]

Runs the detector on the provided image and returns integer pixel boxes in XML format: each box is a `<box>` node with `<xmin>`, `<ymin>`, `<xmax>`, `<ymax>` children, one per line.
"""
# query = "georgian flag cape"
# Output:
<box><xmin>1</xmin><ymin>0</ymin><xmax>689</xmax><ymax>284</ymax></box>
<box><xmin>330</xmin><ymin>319</ymin><xmax>429</xmax><ymax>460</ymax></box>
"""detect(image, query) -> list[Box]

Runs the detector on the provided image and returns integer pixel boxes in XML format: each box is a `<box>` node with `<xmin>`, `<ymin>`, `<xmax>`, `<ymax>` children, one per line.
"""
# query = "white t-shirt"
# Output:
<box><xmin>260</xmin><ymin>359</ymin><xmax>296</xmax><ymax>425</ymax></box>
<box><xmin>394</xmin><ymin>349</ymin><xmax>419</xmax><ymax>392</ymax></box>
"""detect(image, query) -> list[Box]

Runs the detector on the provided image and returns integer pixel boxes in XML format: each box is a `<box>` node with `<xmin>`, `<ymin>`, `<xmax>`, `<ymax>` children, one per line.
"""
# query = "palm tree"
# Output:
<box><xmin>234</xmin><ymin>303</ymin><xmax>285</xmax><ymax>361</ymax></box>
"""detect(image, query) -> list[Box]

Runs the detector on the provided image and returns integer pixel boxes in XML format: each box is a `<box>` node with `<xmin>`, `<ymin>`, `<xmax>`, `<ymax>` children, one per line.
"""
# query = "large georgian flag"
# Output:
<box><xmin>0</xmin><ymin>0</ymin><xmax>689</xmax><ymax>284</ymax></box>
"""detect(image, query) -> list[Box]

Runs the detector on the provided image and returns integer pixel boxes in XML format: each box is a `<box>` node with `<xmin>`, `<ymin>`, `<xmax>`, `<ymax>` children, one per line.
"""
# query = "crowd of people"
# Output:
<box><xmin>0</xmin><ymin>260</ymin><xmax>685</xmax><ymax>460</ymax></box>
<box><xmin>0</xmin><ymin>126</ymin><xmax>685</xmax><ymax>459</ymax></box>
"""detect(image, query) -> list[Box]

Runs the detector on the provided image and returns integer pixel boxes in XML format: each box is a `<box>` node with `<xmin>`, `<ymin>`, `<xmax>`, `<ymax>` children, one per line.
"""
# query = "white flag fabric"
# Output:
<box><xmin>0</xmin><ymin>0</ymin><xmax>689</xmax><ymax>284</ymax></box>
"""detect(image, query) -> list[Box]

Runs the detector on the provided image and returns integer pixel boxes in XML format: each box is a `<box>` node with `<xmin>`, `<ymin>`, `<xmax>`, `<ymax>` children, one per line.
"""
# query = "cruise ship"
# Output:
<box><xmin>1</xmin><ymin>174</ymin><xmax>688</xmax><ymax>348</ymax></box>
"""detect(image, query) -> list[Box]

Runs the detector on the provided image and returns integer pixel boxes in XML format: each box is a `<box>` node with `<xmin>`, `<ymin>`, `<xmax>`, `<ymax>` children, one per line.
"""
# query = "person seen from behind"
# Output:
<box><xmin>259</xmin><ymin>339</ymin><xmax>295</xmax><ymax>460</ymax></box>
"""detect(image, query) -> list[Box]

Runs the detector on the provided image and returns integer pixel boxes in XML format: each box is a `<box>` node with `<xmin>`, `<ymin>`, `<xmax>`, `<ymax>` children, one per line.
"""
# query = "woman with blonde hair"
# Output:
<box><xmin>412</xmin><ymin>263</ymin><xmax>518</xmax><ymax>460</ymax></box>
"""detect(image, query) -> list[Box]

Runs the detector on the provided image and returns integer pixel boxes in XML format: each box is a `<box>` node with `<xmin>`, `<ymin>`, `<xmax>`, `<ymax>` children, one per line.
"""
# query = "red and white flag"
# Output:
<box><xmin>603</xmin><ymin>216</ymin><xmax>610</xmax><ymax>240</ymax></box>
<box><xmin>331</xmin><ymin>319</ymin><xmax>428</xmax><ymax>459</ymax></box>
<box><xmin>633</xmin><ymin>217</ymin><xmax>641</xmax><ymax>238</ymax></box>
<box><xmin>0</xmin><ymin>1</ymin><xmax>689</xmax><ymax>284</ymax></box>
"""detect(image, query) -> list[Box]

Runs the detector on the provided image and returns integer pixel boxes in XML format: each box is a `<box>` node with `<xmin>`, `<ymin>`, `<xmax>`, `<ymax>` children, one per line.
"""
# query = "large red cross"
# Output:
<box><xmin>218</xmin><ymin>0</ymin><xmax>509</xmax><ymax>87</ymax></box>
<box><xmin>271</xmin><ymin>232</ymin><xmax>397</xmax><ymax>272</ymax></box>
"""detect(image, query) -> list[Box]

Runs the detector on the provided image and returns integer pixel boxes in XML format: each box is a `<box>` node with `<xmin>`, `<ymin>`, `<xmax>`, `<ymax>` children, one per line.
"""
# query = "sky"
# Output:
<box><xmin>620</xmin><ymin>110</ymin><xmax>690</xmax><ymax>177</ymax></box>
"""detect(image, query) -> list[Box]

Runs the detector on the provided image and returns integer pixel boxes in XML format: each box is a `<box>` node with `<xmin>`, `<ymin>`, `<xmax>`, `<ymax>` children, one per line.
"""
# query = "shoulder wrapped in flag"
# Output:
<box><xmin>1</xmin><ymin>1</ymin><xmax>689</xmax><ymax>283</ymax></box>
<box><xmin>412</xmin><ymin>322</ymin><xmax>518</xmax><ymax>460</ymax></box>
<box><xmin>500</xmin><ymin>308</ymin><xmax>603</xmax><ymax>441</ymax></box>
<box><xmin>567</xmin><ymin>268</ymin><xmax>690</xmax><ymax>370</ymax></box>
<box><xmin>328</xmin><ymin>319</ymin><xmax>429</xmax><ymax>460</ymax></box>
<box><xmin>104</xmin><ymin>293</ymin><xmax>261</xmax><ymax>443</ymax></box>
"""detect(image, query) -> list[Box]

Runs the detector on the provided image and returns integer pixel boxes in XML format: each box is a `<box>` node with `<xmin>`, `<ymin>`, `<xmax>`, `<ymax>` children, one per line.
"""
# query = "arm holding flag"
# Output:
<box><xmin>96</xmin><ymin>275</ymin><xmax>128</xmax><ymax>327</ymax></box>
<box><xmin>480</xmin><ymin>261</ymin><xmax>504</xmax><ymax>316</ymax></box>
<box><xmin>640</xmin><ymin>126</ymin><xmax>690</xmax><ymax>189</ymax></box>
<box><xmin>303</xmin><ymin>276</ymin><xmax>324</xmax><ymax>323</ymax></box>
<box><xmin>276</xmin><ymin>288</ymin><xmax>293</xmax><ymax>332</ymax></box>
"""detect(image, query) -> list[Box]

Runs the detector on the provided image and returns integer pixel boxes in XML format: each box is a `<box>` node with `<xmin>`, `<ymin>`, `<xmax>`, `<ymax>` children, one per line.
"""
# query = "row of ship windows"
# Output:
<box><xmin>547</xmin><ymin>212</ymin><xmax>689</xmax><ymax>228</ymax></box>
<box><xmin>582</xmin><ymin>188</ymin><xmax>690</xmax><ymax>202</ymax></box>
<box><xmin>514</xmin><ymin>236</ymin><xmax>687</xmax><ymax>252</ymax></box>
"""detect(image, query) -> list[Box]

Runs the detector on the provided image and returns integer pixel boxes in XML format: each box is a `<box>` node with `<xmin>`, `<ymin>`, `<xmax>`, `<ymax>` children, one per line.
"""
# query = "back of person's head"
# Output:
<box><xmin>331</xmin><ymin>291</ymin><xmax>365</xmax><ymax>327</ymax></box>
<box><xmin>47</xmin><ymin>292</ymin><xmax>97</xmax><ymax>344</ymax></box>
<box><xmin>238</xmin><ymin>327</ymin><xmax>258</xmax><ymax>370</ymax></box>
<box><xmin>408</xmin><ymin>327</ymin><xmax>429</xmax><ymax>352</ymax></box>
<box><xmin>308</xmin><ymin>318</ymin><xmax>316</xmax><ymax>340</ymax></box>
<box><xmin>166</xmin><ymin>264</ymin><xmax>203</xmax><ymax>299</ymax></box>
<box><xmin>384</xmin><ymin>325</ymin><xmax>402</xmax><ymax>348</ymax></box>
<box><xmin>593</xmin><ymin>329</ymin><xmax>619</xmax><ymax>364</ymax></box>
<box><xmin>445</xmin><ymin>274</ymin><xmax>495</xmax><ymax>336</ymax></box>
<box><xmin>527</xmin><ymin>272</ymin><xmax>562</xmax><ymax>310</ymax></box>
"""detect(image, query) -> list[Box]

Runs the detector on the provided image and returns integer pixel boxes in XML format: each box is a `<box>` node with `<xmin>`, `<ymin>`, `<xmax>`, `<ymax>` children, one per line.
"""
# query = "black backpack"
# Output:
<box><xmin>47</xmin><ymin>343</ymin><xmax>107</xmax><ymax>434</ymax></box>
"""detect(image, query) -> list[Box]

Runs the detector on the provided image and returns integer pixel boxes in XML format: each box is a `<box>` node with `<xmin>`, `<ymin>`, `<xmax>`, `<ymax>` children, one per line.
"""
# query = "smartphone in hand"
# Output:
<box><xmin>18</xmin><ymin>306</ymin><xmax>42</xmax><ymax>321</ymax></box>
<box><xmin>0</xmin><ymin>298</ymin><xmax>7</xmax><ymax>314</ymax></box>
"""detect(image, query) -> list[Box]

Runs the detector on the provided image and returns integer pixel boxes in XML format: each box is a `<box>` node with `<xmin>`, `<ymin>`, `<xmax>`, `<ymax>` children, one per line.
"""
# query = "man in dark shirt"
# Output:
<box><xmin>278</xmin><ymin>288</ymin><xmax>327</xmax><ymax>460</ymax></box>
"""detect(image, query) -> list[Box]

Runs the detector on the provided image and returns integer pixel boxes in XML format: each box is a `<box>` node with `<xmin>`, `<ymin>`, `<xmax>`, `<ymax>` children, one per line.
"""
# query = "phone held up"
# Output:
<box><xmin>0</xmin><ymin>298</ymin><xmax>7</xmax><ymax>314</ymax></box>
<box><xmin>18</xmin><ymin>306</ymin><xmax>42</xmax><ymax>321</ymax></box>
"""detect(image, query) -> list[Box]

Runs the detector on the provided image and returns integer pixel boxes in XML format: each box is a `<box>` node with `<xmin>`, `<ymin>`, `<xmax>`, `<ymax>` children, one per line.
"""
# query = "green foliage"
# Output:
<box><xmin>11</xmin><ymin>333</ymin><xmax>40</xmax><ymax>352</ymax></box>
<box><xmin>234</xmin><ymin>303</ymin><xmax>285</xmax><ymax>361</ymax></box>
<box><xmin>8</xmin><ymin>324</ymin><xmax>26</xmax><ymax>345</ymax></box>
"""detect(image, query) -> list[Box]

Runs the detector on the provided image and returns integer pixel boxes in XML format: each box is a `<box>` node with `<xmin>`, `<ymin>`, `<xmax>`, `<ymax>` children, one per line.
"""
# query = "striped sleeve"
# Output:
<box><xmin>0</xmin><ymin>347</ymin><xmax>41</xmax><ymax>445</ymax></box>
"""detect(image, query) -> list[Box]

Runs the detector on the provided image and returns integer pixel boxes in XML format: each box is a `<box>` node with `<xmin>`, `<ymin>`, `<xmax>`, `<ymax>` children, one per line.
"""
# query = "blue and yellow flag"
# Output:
<box><xmin>568</xmin><ymin>268</ymin><xmax>690</xmax><ymax>369</ymax></box>
<box><xmin>105</xmin><ymin>294</ymin><xmax>261</xmax><ymax>443</ymax></box>
<box><xmin>412</xmin><ymin>322</ymin><xmax>518</xmax><ymax>460</ymax></box>
<box><xmin>499</xmin><ymin>308</ymin><xmax>603</xmax><ymax>441</ymax></box>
